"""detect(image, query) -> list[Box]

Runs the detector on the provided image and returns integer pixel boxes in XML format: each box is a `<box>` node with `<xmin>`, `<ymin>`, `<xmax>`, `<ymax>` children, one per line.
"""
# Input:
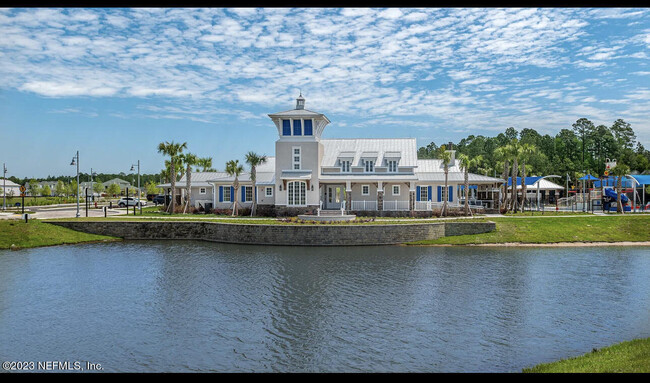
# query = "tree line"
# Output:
<box><xmin>418</xmin><ymin>118</ymin><xmax>649</xmax><ymax>182</ymax></box>
<box><xmin>418</xmin><ymin>118</ymin><xmax>649</xmax><ymax>213</ymax></box>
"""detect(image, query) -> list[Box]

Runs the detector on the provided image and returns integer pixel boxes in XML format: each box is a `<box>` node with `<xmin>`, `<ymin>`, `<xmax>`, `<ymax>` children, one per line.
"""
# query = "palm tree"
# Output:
<box><xmin>179</xmin><ymin>153</ymin><xmax>199</xmax><ymax>213</ymax></box>
<box><xmin>197</xmin><ymin>157</ymin><xmax>214</xmax><ymax>172</ymax></box>
<box><xmin>505</xmin><ymin>140</ymin><xmax>523</xmax><ymax>212</ymax></box>
<box><xmin>519</xmin><ymin>143</ymin><xmax>537</xmax><ymax>211</ymax></box>
<box><xmin>458</xmin><ymin>153</ymin><xmax>483</xmax><ymax>216</ymax></box>
<box><xmin>225</xmin><ymin>159</ymin><xmax>244</xmax><ymax>216</ymax></box>
<box><xmin>610</xmin><ymin>164</ymin><xmax>630</xmax><ymax>214</ymax></box>
<box><xmin>494</xmin><ymin>146</ymin><xmax>510</xmax><ymax>210</ymax></box>
<box><xmin>436</xmin><ymin>145</ymin><xmax>452</xmax><ymax>217</ymax></box>
<box><xmin>157</xmin><ymin>141</ymin><xmax>187</xmax><ymax>214</ymax></box>
<box><xmin>245</xmin><ymin>151</ymin><xmax>267</xmax><ymax>216</ymax></box>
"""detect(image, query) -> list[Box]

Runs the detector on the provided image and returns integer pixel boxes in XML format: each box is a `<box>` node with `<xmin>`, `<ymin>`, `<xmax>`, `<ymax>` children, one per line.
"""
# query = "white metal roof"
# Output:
<box><xmin>515</xmin><ymin>178</ymin><xmax>564</xmax><ymax>190</ymax></box>
<box><xmin>321</xmin><ymin>138</ymin><xmax>418</xmax><ymax>168</ymax></box>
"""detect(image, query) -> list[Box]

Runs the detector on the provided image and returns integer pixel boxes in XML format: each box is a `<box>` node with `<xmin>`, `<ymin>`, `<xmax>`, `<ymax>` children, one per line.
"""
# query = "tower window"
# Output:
<box><xmin>293</xmin><ymin>147</ymin><xmax>301</xmax><ymax>170</ymax></box>
<box><xmin>304</xmin><ymin>119</ymin><xmax>313</xmax><ymax>135</ymax></box>
<box><xmin>293</xmin><ymin>119</ymin><xmax>302</xmax><ymax>135</ymax></box>
<box><xmin>282</xmin><ymin>120</ymin><xmax>291</xmax><ymax>136</ymax></box>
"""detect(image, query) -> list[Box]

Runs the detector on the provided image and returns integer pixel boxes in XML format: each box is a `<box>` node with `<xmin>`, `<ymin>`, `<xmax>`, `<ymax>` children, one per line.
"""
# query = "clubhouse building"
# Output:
<box><xmin>159</xmin><ymin>94</ymin><xmax>504</xmax><ymax>216</ymax></box>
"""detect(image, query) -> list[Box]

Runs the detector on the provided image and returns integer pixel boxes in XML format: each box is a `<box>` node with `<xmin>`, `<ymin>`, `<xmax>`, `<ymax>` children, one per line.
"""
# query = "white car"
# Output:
<box><xmin>117</xmin><ymin>197</ymin><xmax>147</xmax><ymax>207</ymax></box>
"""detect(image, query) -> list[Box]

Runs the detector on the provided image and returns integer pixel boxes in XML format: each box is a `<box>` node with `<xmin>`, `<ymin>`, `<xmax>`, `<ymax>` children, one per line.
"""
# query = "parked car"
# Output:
<box><xmin>152</xmin><ymin>195</ymin><xmax>166</xmax><ymax>205</ymax></box>
<box><xmin>117</xmin><ymin>197</ymin><xmax>147</xmax><ymax>207</ymax></box>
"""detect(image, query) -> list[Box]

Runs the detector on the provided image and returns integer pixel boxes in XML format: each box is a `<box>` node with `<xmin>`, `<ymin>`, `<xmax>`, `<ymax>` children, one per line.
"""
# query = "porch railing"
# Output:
<box><xmin>351</xmin><ymin>200</ymin><xmax>377</xmax><ymax>210</ymax></box>
<box><xmin>383</xmin><ymin>200</ymin><xmax>409</xmax><ymax>211</ymax></box>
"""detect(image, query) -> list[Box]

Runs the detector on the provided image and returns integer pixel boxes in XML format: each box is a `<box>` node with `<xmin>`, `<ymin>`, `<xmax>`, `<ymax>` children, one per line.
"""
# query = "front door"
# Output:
<box><xmin>324</xmin><ymin>185</ymin><xmax>345</xmax><ymax>209</ymax></box>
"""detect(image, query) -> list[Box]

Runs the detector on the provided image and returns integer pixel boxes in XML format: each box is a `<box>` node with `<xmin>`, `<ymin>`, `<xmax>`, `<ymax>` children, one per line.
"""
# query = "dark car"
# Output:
<box><xmin>152</xmin><ymin>195</ymin><xmax>166</xmax><ymax>205</ymax></box>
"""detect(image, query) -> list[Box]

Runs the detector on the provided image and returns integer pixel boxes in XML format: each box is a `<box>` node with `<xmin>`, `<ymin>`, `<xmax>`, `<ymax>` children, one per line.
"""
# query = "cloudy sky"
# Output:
<box><xmin>1</xmin><ymin>8</ymin><xmax>649</xmax><ymax>178</ymax></box>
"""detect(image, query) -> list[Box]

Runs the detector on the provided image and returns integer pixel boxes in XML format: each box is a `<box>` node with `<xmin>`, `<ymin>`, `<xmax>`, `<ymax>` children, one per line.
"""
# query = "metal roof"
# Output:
<box><xmin>321</xmin><ymin>138</ymin><xmax>418</xmax><ymax>168</ymax></box>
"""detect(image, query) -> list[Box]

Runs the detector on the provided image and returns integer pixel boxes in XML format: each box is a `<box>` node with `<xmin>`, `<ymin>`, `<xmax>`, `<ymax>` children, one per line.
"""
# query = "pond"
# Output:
<box><xmin>1</xmin><ymin>241</ymin><xmax>649</xmax><ymax>372</ymax></box>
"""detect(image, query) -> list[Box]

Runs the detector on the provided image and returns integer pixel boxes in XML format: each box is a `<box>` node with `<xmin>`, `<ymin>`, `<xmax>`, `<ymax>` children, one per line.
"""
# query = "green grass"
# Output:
<box><xmin>408</xmin><ymin>215</ymin><xmax>650</xmax><ymax>245</ymax></box>
<box><xmin>3</xmin><ymin>196</ymin><xmax>83</xmax><ymax>207</ymax></box>
<box><xmin>0</xmin><ymin>220</ymin><xmax>119</xmax><ymax>250</ymax></box>
<box><xmin>503</xmin><ymin>211</ymin><xmax>593</xmax><ymax>216</ymax></box>
<box><xmin>523</xmin><ymin>337</ymin><xmax>650</xmax><ymax>373</ymax></box>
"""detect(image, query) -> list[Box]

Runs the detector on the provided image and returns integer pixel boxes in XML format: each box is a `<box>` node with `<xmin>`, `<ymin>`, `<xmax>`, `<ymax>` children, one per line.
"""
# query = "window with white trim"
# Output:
<box><xmin>341</xmin><ymin>160</ymin><xmax>350</xmax><ymax>173</ymax></box>
<box><xmin>287</xmin><ymin>181</ymin><xmax>306</xmax><ymax>206</ymax></box>
<box><xmin>265</xmin><ymin>187</ymin><xmax>273</xmax><ymax>197</ymax></box>
<box><xmin>388</xmin><ymin>160</ymin><xmax>398</xmax><ymax>172</ymax></box>
<box><xmin>392</xmin><ymin>185</ymin><xmax>400</xmax><ymax>195</ymax></box>
<box><xmin>292</xmin><ymin>147</ymin><xmax>301</xmax><ymax>170</ymax></box>
<box><xmin>199</xmin><ymin>187</ymin><xmax>206</xmax><ymax>194</ymax></box>
<box><xmin>420</xmin><ymin>187</ymin><xmax>428</xmax><ymax>201</ymax></box>
<box><xmin>362</xmin><ymin>185</ymin><xmax>369</xmax><ymax>195</ymax></box>
<box><xmin>364</xmin><ymin>160</ymin><xmax>374</xmax><ymax>172</ymax></box>
<box><xmin>223</xmin><ymin>187</ymin><xmax>231</xmax><ymax>202</ymax></box>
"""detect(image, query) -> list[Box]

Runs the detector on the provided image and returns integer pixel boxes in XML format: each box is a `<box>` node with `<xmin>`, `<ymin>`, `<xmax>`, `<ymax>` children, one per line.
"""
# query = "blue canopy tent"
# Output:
<box><xmin>578</xmin><ymin>174</ymin><xmax>599</xmax><ymax>181</ymax></box>
<box><xmin>506</xmin><ymin>176</ymin><xmax>543</xmax><ymax>187</ymax></box>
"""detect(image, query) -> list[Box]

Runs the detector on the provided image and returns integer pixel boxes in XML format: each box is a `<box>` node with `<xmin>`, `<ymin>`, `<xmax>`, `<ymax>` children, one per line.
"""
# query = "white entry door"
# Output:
<box><xmin>325</xmin><ymin>185</ymin><xmax>345</xmax><ymax>209</ymax></box>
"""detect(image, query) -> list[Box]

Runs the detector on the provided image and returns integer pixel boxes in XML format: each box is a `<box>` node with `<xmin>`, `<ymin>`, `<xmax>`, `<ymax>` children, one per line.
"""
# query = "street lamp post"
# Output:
<box><xmin>90</xmin><ymin>168</ymin><xmax>97</xmax><ymax>202</ymax></box>
<box><xmin>537</xmin><ymin>175</ymin><xmax>561</xmax><ymax>212</ymax></box>
<box><xmin>70</xmin><ymin>151</ymin><xmax>80</xmax><ymax>218</ymax></box>
<box><xmin>2</xmin><ymin>163</ymin><xmax>7</xmax><ymax>211</ymax></box>
<box><xmin>131</xmin><ymin>160</ymin><xmax>141</xmax><ymax>215</ymax></box>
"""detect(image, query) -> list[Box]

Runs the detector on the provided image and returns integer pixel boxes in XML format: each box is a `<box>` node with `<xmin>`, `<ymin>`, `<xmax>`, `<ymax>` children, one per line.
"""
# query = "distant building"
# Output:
<box><xmin>102</xmin><ymin>178</ymin><xmax>132</xmax><ymax>194</ymax></box>
<box><xmin>38</xmin><ymin>181</ymin><xmax>58</xmax><ymax>196</ymax></box>
<box><xmin>1</xmin><ymin>178</ymin><xmax>21</xmax><ymax>197</ymax></box>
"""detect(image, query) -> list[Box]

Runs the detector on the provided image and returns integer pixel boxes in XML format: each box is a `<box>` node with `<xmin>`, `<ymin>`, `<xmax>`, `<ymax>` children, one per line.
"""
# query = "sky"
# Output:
<box><xmin>1</xmin><ymin>7</ymin><xmax>649</xmax><ymax>179</ymax></box>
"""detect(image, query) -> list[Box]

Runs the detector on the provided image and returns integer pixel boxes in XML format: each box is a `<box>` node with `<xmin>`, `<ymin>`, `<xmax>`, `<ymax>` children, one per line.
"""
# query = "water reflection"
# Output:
<box><xmin>0</xmin><ymin>242</ymin><xmax>649</xmax><ymax>372</ymax></box>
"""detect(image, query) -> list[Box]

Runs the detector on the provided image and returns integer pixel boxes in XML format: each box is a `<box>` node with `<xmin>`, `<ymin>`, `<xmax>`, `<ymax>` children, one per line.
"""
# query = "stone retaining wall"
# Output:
<box><xmin>48</xmin><ymin>220</ymin><xmax>495</xmax><ymax>246</ymax></box>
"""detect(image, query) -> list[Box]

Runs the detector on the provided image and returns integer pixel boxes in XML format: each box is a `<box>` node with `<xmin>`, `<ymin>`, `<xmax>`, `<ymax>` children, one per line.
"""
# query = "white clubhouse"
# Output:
<box><xmin>160</xmin><ymin>94</ymin><xmax>503</xmax><ymax>215</ymax></box>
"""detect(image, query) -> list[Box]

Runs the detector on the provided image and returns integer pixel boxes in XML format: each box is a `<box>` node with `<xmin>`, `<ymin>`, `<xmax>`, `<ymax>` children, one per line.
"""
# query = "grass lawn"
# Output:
<box><xmin>523</xmin><ymin>337</ymin><xmax>650</xmax><ymax>373</ymax></box>
<box><xmin>0</xmin><ymin>220</ymin><xmax>119</xmax><ymax>250</ymax></box>
<box><xmin>408</xmin><ymin>215</ymin><xmax>650</xmax><ymax>245</ymax></box>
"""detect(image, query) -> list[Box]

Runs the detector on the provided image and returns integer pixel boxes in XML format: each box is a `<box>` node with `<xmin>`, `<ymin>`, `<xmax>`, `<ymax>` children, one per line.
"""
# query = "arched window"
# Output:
<box><xmin>287</xmin><ymin>181</ymin><xmax>306</xmax><ymax>206</ymax></box>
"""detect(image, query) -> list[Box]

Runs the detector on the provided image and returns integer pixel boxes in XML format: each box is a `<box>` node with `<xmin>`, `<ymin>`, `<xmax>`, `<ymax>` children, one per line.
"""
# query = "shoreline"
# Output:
<box><xmin>410</xmin><ymin>241</ymin><xmax>650</xmax><ymax>247</ymax></box>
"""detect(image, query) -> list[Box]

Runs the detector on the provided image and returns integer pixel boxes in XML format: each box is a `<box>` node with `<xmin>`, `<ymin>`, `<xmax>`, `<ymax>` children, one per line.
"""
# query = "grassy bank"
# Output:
<box><xmin>0</xmin><ymin>220</ymin><xmax>119</xmax><ymax>250</ymax></box>
<box><xmin>523</xmin><ymin>337</ymin><xmax>650</xmax><ymax>373</ymax></box>
<box><xmin>408</xmin><ymin>215</ymin><xmax>650</xmax><ymax>245</ymax></box>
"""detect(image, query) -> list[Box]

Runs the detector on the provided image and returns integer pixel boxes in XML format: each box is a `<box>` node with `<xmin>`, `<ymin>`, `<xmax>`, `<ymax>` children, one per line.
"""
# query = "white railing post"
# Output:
<box><xmin>318</xmin><ymin>200</ymin><xmax>322</xmax><ymax>216</ymax></box>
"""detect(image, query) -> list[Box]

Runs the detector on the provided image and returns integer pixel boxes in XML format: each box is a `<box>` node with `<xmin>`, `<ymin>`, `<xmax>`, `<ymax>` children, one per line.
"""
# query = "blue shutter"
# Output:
<box><xmin>448</xmin><ymin>186</ymin><xmax>453</xmax><ymax>202</ymax></box>
<box><xmin>437</xmin><ymin>186</ymin><xmax>442</xmax><ymax>202</ymax></box>
<box><xmin>230</xmin><ymin>186</ymin><xmax>234</xmax><ymax>202</ymax></box>
<box><xmin>304</xmin><ymin>119</ymin><xmax>313</xmax><ymax>135</ymax></box>
<box><xmin>293</xmin><ymin>119</ymin><xmax>302</xmax><ymax>135</ymax></box>
<box><xmin>219</xmin><ymin>186</ymin><xmax>223</xmax><ymax>202</ymax></box>
<box><xmin>282</xmin><ymin>120</ymin><xmax>291</xmax><ymax>135</ymax></box>
<box><xmin>416</xmin><ymin>186</ymin><xmax>421</xmax><ymax>201</ymax></box>
<box><xmin>241</xmin><ymin>186</ymin><xmax>246</xmax><ymax>202</ymax></box>
<box><xmin>427</xmin><ymin>186</ymin><xmax>432</xmax><ymax>201</ymax></box>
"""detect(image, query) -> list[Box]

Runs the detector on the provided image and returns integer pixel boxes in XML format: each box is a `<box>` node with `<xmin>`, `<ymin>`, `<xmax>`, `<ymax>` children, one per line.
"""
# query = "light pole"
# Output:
<box><xmin>131</xmin><ymin>160</ymin><xmax>141</xmax><ymax>215</ymax></box>
<box><xmin>2</xmin><ymin>163</ymin><xmax>7</xmax><ymax>211</ymax></box>
<box><xmin>537</xmin><ymin>175</ymin><xmax>561</xmax><ymax>212</ymax></box>
<box><xmin>90</xmin><ymin>168</ymin><xmax>97</xmax><ymax>202</ymax></box>
<box><xmin>70</xmin><ymin>151</ymin><xmax>80</xmax><ymax>218</ymax></box>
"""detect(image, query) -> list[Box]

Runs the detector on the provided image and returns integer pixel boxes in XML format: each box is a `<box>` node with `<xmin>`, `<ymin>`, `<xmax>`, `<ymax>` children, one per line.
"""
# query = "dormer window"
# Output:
<box><xmin>387</xmin><ymin>160</ymin><xmax>398</xmax><ymax>172</ymax></box>
<box><xmin>364</xmin><ymin>160</ymin><xmax>374</xmax><ymax>172</ymax></box>
<box><xmin>341</xmin><ymin>160</ymin><xmax>351</xmax><ymax>173</ymax></box>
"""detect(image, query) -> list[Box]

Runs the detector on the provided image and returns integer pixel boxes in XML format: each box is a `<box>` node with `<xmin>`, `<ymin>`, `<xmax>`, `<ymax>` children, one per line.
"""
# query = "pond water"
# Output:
<box><xmin>1</xmin><ymin>241</ymin><xmax>649</xmax><ymax>372</ymax></box>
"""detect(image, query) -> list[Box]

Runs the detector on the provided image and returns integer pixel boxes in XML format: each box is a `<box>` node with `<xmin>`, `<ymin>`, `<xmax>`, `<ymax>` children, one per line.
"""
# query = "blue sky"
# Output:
<box><xmin>1</xmin><ymin>8</ymin><xmax>649</xmax><ymax>178</ymax></box>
